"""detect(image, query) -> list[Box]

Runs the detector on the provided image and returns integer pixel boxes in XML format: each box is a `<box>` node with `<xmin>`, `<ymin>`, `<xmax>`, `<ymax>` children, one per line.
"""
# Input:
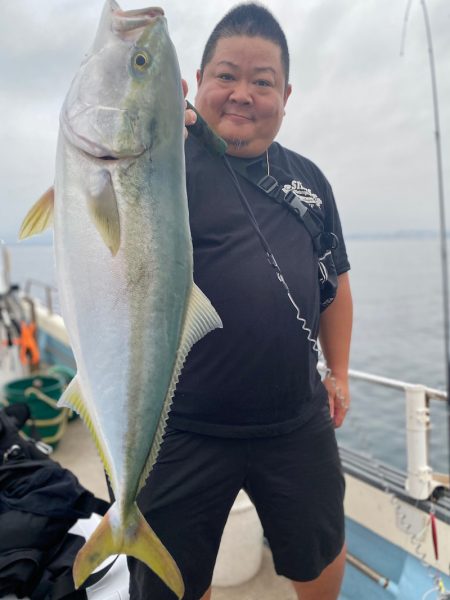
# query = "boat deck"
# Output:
<box><xmin>52</xmin><ymin>418</ymin><xmax>298</xmax><ymax>600</ymax></box>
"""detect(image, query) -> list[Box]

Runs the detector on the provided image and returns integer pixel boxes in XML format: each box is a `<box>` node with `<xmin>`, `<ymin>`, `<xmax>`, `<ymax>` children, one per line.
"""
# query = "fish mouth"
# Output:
<box><xmin>80</xmin><ymin>145</ymin><xmax>147</xmax><ymax>163</ymax></box>
<box><xmin>61</xmin><ymin>120</ymin><xmax>147</xmax><ymax>162</ymax></box>
<box><xmin>60</xmin><ymin>108</ymin><xmax>148</xmax><ymax>162</ymax></box>
<box><xmin>112</xmin><ymin>6</ymin><xmax>165</xmax><ymax>35</ymax></box>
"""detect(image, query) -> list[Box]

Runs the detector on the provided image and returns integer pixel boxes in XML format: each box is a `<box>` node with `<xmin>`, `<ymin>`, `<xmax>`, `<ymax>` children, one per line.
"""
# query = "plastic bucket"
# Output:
<box><xmin>3</xmin><ymin>375</ymin><xmax>69</xmax><ymax>447</ymax></box>
<box><xmin>212</xmin><ymin>490</ymin><xmax>264</xmax><ymax>587</ymax></box>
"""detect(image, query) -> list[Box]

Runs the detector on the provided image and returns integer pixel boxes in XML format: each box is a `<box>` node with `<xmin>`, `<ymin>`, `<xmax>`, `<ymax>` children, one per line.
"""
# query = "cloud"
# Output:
<box><xmin>277</xmin><ymin>0</ymin><xmax>450</xmax><ymax>234</ymax></box>
<box><xmin>1</xmin><ymin>0</ymin><xmax>449</xmax><ymax>241</ymax></box>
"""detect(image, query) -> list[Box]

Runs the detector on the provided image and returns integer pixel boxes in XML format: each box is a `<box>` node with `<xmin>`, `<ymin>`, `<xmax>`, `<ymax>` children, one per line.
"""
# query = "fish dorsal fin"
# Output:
<box><xmin>138</xmin><ymin>283</ymin><xmax>222</xmax><ymax>491</ymax></box>
<box><xmin>19</xmin><ymin>187</ymin><xmax>54</xmax><ymax>240</ymax></box>
<box><xmin>58</xmin><ymin>375</ymin><xmax>115</xmax><ymax>487</ymax></box>
<box><xmin>87</xmin><ymin>169</ymin><xmax>121</xmax><ymax>256</ymax></box>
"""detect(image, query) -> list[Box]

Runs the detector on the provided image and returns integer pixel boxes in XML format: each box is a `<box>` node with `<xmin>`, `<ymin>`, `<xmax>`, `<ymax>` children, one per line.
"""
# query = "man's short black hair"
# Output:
<box><xmin>200</xmin><ymin>3</ymin><xmax>290</xmax><ymax>85</ymax></box>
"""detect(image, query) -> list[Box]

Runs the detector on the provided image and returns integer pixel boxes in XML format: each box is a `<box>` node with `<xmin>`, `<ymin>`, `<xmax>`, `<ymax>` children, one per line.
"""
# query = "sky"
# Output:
<box><xmin>1</xmin><ymin>0</ymin><xmax>449</xmax><ymax>242</ymax></box>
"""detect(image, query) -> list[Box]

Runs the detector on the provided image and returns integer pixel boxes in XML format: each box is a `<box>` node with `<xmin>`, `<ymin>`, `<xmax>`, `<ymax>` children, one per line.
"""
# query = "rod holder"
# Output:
<box><xmin>405</xmin><ymin>385</ymin><xmax>440</xmax><ymax>500</ymax></box>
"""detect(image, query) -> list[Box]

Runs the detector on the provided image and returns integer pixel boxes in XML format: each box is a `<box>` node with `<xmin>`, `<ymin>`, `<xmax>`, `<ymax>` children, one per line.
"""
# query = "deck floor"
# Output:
<box><xmin>52</xmin><ymin>418</ymin><xmax>297</xmax><ymax>600</ymax></box>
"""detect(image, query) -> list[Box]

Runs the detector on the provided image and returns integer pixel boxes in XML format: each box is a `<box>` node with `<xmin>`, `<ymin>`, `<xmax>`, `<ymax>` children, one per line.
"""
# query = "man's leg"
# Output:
<box><xmin>128</xmin><ymin>429</ymin><xmax>245</xmax><ymax>600</ymax></box>
<box><xmin>245</xmin><ymin>406</ymin><xmax>346</xmax><ymax>597</ymax></box>
<box><xmin>198</xmin><ymin>547</ymin><xmax>345</xmax><ymax>600</ymax></box>
<box><xmin>198</xmin><ymin>546</ymin><xmax>346</xmax><ymax>600</ymax></box>
<box><xmin>291</xmin><ymin>545</ymin><xmax>346</xmax><ymax>600</ymax></box>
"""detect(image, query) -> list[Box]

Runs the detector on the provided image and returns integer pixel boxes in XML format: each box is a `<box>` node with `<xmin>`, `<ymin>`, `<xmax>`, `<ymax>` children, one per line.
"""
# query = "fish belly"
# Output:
<box><xmin>54</xmin><ymin>140</ymin><xmax>192</xmax><ymax>500</ymax></box>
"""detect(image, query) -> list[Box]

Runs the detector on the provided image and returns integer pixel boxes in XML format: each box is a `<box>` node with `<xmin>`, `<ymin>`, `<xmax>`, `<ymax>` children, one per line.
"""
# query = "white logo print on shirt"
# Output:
<box><xmin>282</xmin><ymin>181</ymin><xmax>323</xmax><ymax>209</ymax></box>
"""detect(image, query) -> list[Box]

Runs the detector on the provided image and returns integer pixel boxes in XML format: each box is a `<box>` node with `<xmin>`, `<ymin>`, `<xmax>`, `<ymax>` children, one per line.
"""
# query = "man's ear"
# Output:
<box><xmin>284</xmin><ymin>83</ymin><xmax>292</xmax><ymax>105</ymax></box>
<box><xmin>196</xmin><ymin>69</ymin><xmax>203</xmax><ymax>88</ymax></box>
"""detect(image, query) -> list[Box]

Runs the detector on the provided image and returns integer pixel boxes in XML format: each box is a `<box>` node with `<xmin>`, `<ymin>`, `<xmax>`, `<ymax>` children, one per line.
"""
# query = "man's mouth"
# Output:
<box><xmin>223</xmin><ymin>112</ymin><xmax>253</xmax><ymax>122</ymax></box>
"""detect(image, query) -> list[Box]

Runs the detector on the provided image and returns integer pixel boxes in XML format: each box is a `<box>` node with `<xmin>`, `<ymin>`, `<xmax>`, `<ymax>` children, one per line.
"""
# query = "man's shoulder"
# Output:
<box><xmin>272</xmin><ymin>142</ymin><xmax>328</xmax><ymax>182</ymax></box>
<box><xmin>271</xmin><ymin>142</ymin><xmax>333</xmax><ymax>205</ymax></box>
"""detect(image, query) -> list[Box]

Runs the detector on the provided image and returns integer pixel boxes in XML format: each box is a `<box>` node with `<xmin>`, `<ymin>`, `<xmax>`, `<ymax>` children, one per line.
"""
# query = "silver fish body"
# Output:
<box><xmin>20</xmin><ymin>1</ymin><xmax>221</xmax><ymax>596</ymax></box>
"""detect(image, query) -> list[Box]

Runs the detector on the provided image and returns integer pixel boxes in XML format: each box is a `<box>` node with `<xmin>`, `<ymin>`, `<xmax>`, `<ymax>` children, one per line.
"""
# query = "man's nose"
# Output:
<box><xmin>229</xmin><ymin>81</ymin><xmax>252</xmax><ymax>104</ymax></box>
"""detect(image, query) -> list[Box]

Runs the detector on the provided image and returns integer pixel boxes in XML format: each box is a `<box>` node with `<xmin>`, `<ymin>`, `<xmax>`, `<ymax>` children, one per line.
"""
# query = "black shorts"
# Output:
<box><xmin>128</xmin><ymin>404</ymin><xmax>345</xmax><ymax>600</ymax></box>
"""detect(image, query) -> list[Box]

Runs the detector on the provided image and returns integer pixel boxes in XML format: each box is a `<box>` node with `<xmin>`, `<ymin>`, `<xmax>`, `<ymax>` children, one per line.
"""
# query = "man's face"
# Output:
<box><xmin>195</xmin><ymin>35</ymin><xmax>291</xmax><ymax>158</ymax></box>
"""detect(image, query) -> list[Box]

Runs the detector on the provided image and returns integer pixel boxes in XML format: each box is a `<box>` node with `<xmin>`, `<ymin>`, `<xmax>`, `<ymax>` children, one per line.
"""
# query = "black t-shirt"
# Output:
<box><xmin>167</xmin><ymin>136</ymin><xmax>350</xmax><ymax>437</ymax></box>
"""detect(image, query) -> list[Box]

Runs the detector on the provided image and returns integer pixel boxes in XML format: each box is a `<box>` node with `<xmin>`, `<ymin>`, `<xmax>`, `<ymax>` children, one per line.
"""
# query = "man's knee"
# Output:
<box><xmin>199</xmin><ymin>588</ymin><xmax>212</xmax><ymax>600</ymax></box>
<box><xmin>291</xmin><ymin>544</ymin><xmax>346</xmax><ymax>600</ymax></box>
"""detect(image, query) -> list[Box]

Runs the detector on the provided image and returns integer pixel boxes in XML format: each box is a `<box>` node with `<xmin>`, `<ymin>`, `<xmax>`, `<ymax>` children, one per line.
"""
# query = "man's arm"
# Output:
<box><xmin>319</xmin><ymin>272</ymin><xmax>353</xmax><ymax>428</ymax></box>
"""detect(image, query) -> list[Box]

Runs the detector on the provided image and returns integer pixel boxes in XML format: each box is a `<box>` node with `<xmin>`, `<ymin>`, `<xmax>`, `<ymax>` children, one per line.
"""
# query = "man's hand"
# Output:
<box><xmin>323</xmin><ymin>374</ymin><xmax>350</xmax><ymax>429</ymax></box>
<box><xmin>182</xmin><ymin>79</ymin><xmax>197</xmax><ymax>138</ymax></box>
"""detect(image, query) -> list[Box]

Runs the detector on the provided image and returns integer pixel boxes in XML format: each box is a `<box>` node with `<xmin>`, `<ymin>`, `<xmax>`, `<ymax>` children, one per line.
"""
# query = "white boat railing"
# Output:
<box><xmin>348</xmin><ymin>367</ymin><xmax>447</xmax><ymax>401</ymax></box>
<box><xmin>330</xmin><ymin>365</ymin><xmax>448</xmax><ymax>501</ymax></box>
<box><xmin>24</xmin><ymin>279</ymin><xmax>58</xmax><ymax>315</ymax></box>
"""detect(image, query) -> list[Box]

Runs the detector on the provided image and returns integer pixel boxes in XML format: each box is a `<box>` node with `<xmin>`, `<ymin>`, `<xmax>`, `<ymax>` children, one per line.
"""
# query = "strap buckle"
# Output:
<box><xmin>257</xmin><ymin>174</ymin><xmax>278</xmax><ymax>195</ymax></box>
<box><xmin>284</xmin><ymin>191</ymin><xmax>308</xmax><ymax>218</ymax></box>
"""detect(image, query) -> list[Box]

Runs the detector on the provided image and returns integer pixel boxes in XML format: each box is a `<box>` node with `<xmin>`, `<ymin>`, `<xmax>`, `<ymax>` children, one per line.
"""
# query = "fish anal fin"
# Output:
<box><xmin>181</xmin><ymin>283</ymin><xmax>223</xmax><ymax>349</ymax></box>
<box><xmin>19</xmin><ymin>187</ymin><xmax>54</xmax><ymax>240</ymax></box>
<box><xmin>58</xmin><ymin>376</ymin><xmax>114</xmax><ymax>484</ymax></box>
<box><xmin>87</xmin><ymin>169</ymin><xmax>120</xmax><ymax>256</ymax></box>
<box><xmin>139</xmin><ymin>283</ymin><xmax>222</xmax><ymax>489</ymax></box>
<box><xmin>73</xmin><ymin>503</ymin><xmax>184</xmax><ymax>599</ymax></box>
<box><xmin>57</xmin><ymin>374</ymin><xmax>83</xmax><ymax>413</ymax></box>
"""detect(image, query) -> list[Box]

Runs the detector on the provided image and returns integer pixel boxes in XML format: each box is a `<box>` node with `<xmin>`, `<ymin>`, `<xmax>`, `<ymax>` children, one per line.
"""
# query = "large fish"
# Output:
<box><xmin>19</xmin><ymin>1</ymin><xmax>222</xmax><ymax>596</ymax></box>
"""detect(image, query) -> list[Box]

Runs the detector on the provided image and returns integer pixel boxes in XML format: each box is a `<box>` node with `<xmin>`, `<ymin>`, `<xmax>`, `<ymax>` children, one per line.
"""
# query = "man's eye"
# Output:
<box><xmin>255</xmin><ymin>79</ymin><xmax>271</xmax><ymax>87</ymax></box>
<box><xmin>218</xmin><ymin>73</ymin><xmax>234</xmax><ymax>81</ymax></box>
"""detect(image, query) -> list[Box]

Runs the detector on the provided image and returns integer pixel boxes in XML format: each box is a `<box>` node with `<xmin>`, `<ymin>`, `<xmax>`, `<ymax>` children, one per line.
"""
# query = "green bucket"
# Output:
<box><xmin>3</xmin><ymin>375</ymin><xmax>69</xmax><ymax>447</ymax></box>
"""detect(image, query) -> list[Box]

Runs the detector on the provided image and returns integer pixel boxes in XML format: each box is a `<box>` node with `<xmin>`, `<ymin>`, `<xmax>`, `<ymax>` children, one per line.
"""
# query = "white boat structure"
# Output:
<box><xmin>1</xmin><ymin>251</ymin><xmax>450</xmax><ymax>599</ymax></box>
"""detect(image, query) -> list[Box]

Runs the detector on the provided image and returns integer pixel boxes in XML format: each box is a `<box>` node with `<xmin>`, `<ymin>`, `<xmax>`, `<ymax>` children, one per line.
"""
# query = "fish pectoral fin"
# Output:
<box><xmin>58</xmin><ymin>376</ymin><xmax>114</xmax><ymax>484</ymax></box>
<box><xmin>73</xmin><ymin>503</ymin><xmax>184</xmax><ymax>600</ymax></box>
<box><xmin>19</xmin><ymin>187</ymin><xmax>54</xmax><ymax>240</ymax></box>
<box><xmin>87</xmin><ymin>169</ymin><xmax>120</xmax><ymax>256</ymax></box>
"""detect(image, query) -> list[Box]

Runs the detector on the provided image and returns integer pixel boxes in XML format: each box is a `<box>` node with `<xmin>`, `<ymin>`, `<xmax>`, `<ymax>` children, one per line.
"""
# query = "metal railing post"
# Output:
<box><xmin>404</xmin><ymin>385</ymin><xmax>436</xmax><ymax>500</ymax></box>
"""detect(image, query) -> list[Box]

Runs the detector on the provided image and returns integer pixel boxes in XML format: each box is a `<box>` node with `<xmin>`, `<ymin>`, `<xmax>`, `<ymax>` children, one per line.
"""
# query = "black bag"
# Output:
<box><xmin>0</xmin><ymin>405</ymin><xmax>110</xmax><ymax>600</ymax></box>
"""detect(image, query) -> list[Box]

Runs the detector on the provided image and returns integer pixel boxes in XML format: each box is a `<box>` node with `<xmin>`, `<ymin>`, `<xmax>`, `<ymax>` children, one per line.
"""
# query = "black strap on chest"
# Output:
<box><xmin>228</xmin><ymin>157</ymin><xmax>338</xmax><ymax>255</ymax></box>
<box><xmin>221</xmin><ymin>156</ymin><xmax>284</xmax><ymax>277</ymax></box>
<box><xmin>220</xmin><ymin>154</ymin><xmax>340</xmax><ymax>313</ymax></box>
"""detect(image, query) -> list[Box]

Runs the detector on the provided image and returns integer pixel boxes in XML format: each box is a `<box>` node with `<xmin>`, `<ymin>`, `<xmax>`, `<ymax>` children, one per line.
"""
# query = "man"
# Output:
<box><xmin>130</xmin><ymin>4</ymin><xmax>352</xmax><ymax>599</ymax></box>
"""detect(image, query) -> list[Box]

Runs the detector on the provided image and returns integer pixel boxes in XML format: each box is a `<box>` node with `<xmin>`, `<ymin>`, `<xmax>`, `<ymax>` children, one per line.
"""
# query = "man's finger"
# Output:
<box><xmin>185</xmin><ymin>109</ymin><xmax>197</xmax><ymax>127</ymax></box>
<box><xmin>181</xmin><ymin>78</ymin><xmax>188</xmax><ymax>98</ymax></box>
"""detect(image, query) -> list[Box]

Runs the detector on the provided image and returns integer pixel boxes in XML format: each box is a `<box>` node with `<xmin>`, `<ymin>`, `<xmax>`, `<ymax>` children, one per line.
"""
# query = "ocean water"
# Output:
<box><xmin>339</xmin><ymin>236</ymin><xmax>449</xmax><ymax>475</ymax></box>
<box><xmin>4</xmin><ymin>237</ymin><xmax>450</xmax><ymax>474</ymax></box>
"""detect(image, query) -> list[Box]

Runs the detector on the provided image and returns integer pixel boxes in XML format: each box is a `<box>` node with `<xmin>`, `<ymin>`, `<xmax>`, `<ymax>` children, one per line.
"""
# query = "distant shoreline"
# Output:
<box><xmin>3</xmin><ymin>230</ymin><xmax>448</xmax><ymax>245</ymax></box>
<box><xmin>346</xmin><ymin>230</ymin><xmax>448</xmax><ymax>241</ymax></box>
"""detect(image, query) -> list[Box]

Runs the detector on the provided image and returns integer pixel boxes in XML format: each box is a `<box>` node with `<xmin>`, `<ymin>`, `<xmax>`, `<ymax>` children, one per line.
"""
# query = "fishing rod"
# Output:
<box><xmin>401</xmin><ymin>0</ymin><xmax>450</xmax><ymax>483</ymax></box>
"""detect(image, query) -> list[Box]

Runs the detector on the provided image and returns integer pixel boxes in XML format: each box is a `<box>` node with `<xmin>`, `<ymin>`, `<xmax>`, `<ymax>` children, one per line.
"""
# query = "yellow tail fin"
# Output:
<box><xmin>73</xmin><ymin>502</ymin><xmax>184</xmax><ymax>599</ymax></box>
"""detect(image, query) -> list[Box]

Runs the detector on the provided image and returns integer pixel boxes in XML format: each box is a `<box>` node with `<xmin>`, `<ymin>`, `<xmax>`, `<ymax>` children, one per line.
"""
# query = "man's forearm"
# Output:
<box><xmin>319</xmin><ymin>272</ymin><xmax>353</xmax><ymax>427</ymax></box>
<box><xmin>319</xmin><ymin>272</ymin><xmax>353</xmax><ymax>377</ymax></box>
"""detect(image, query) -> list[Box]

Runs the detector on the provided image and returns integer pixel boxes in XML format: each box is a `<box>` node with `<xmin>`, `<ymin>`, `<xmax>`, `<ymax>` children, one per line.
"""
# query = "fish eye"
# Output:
<box><xmin>133</xmin><ymin>51</ymin><xmax>150</xmax><ymax>72</ymax></box>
